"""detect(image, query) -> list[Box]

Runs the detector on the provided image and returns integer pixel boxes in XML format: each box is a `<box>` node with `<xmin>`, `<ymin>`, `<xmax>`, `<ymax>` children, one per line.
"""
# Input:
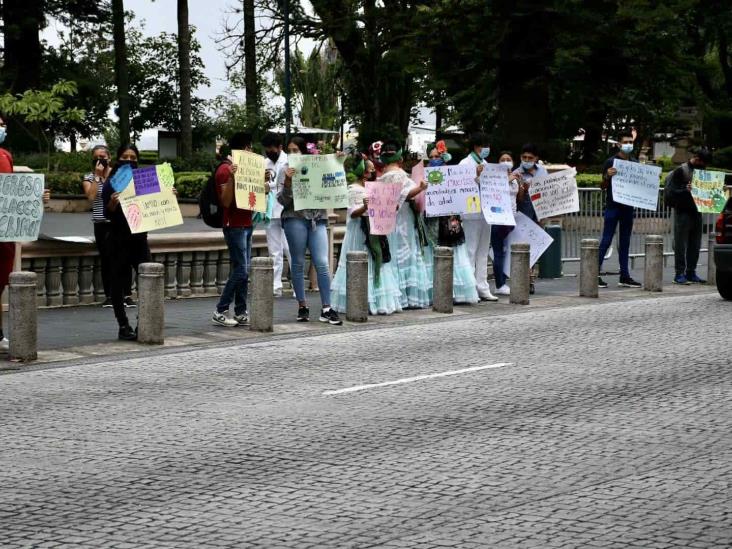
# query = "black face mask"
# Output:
<box><xmin>367</xmin><ymin>171</ymin><xmax>377</xmax><ymax>182</ymax></box>
<box><xmin>92</xmin><ymin>158</ymin><xmax>109</xmax><ymax>169</ymax></box>
<box><xmin>265</xmin><ymin>151</ymin><xmax>280</xmax><ymax>163</ymax></box>
<box><xmin>117</xmin><ymin>159</ymin><xmax>138</xmax><ymax>170</ymax></box>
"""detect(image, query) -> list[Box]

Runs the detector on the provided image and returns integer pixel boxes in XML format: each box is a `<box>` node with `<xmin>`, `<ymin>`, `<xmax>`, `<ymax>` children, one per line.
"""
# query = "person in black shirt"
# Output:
<box><xmin>665</xmin><ymin>148</ymin><xmax>712</xmax><ymax>284</ymax></box>
<box><xmin>597</xmin><ymin>129</ymin><xmax>642</xmax><ymax>289</ymax></box>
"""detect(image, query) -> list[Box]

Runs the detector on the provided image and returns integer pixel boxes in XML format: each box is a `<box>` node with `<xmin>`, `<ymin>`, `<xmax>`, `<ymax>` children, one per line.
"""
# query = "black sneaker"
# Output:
<box><xmin>618</xmin><ymin>276</ymin><xmax>642</xmax><ymax>288</ymax></box>
<box><xmin>297</xmin><ymin>306</ymin><xmax>310</xmax><ymax>322</ymax></box>
<box><xmin>319</xmin><ymin>308</ymin><xmax>342</xmax><ymax>325</ymax></box>
<box><xmin>118</xmin><ymin>324</ymin><xmax>137</xmax><ymax>341</ymax></box>
<box><xmin>598</xmin><ymin>277</ymin><xmax>608</xmax><ymax>288</ymax></box>
<box><xmin>124</xmin><ymin>297</ymin><xmax>137</xmax><ymax>308</ymax></box>
<box><xmin>102</xmin><ymin>298</ymin><xmax>113</xmax><ymax>308</ymax></box>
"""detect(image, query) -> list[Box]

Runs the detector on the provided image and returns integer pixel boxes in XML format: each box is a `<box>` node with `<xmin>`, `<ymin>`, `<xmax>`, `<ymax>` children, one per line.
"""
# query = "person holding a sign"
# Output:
<box><xmin>262</xmin><ymin>132</ymin><xmax>291</xmax><ymax>297</ymax></box>
<box><xmin>381</xmin><ymin>140</ymin><xmax>432</xmax><ymax>309</ymax></box>
<box><xmin>278</xmin><ymin>136</ymin><xmax>342</xmax><ymax>325</ymax></box>
<box><xmin>459</xmin><ymin>132</ymin><xmax>498</xmax><ymax>301</ymax></box>
<box><xmin>490</xmin><ymin>151</ymin><xmax>519</xmax><ymax>295</ymax></box>
<box><xmin>597</xmin><ymin>130</ymin><xmax>642</xmax><ymax>289</ymax></box>
<box><xmin>665</xmin><ymin>148</ymin><xmax>713</xmax><ymax>284</ymax></box>
<box><xmin>331</xmin><ymin>156</ymin><xmax>402</xmax><ymax>315</ymax></box>
<box><xmin>102</xmin><ymin>144</ymin><xmax>151</xmax><ymax>341</ymax></box>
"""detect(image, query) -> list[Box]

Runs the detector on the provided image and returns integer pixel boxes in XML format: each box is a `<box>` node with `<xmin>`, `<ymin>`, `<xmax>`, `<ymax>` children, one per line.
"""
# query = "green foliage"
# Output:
<box><xmin>712</xmin><ymin>146</ymin><xmax>732</xmax><ymax>169</ymax></box>
<box><xmin>44</xmin><ymin>172</ymin><xmax>87</xmax><ymax>195</ymax></box>
<box><xmin>14</xmin><ymin>151</ymin><xmax>92</xmax><ymax>173</ymax></box>
<box><xmin>655</xmin><ymin>156</ymin><xmax>676</xmax><ymax>171</ymax></box>
<box><xmin>173</xmin><ymin>172</ymin><xmax>209</xmax><ymax>199</ymax></box>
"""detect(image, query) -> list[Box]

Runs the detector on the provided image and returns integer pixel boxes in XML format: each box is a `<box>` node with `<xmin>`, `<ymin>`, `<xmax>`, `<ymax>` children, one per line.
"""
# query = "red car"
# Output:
<box><xmin>715</xmin><ymin>197</ymin><xmax>732</xmax><ymax>299</ymax></box>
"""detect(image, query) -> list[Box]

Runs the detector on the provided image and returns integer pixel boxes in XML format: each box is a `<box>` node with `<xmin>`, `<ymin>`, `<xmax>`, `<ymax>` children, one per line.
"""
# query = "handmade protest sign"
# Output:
<box><xmin>528</xmin><ymin>167</ymin><xmax>579</xmax><ymax>219</ymax></box>
<box><xmin>289</xmin><ymin>154</ymin><xmax>348</xmax><ymax>210</ymax></box>
<box><xmin>366</xmin><ymin>180</ymin><xmax>402</xmax><ymax>235</ymax></box>
<box><xmin>479</xmin><ymin>163</ymin><xmax>515</xmax><ymax>226</ymax></box>
<box><xmin>411</xmin><ymin>161</ymin><xmax>426</xmax><ymax>214</ymax></box>
<box><xmin>611</xmin><ymin>159</ymin><xmax>662</xmax><ymax>211</ymax></box>
<box><xmin>691</xmin><ymin>169</ymin><xmax>728</xmax><ymax>213</ymax></box>
<box><xmin>110</xmin><ymin>163</ymin><xmax>133</xmax><ymax>192</ymax></box>
<box><xmin>232</xmin><ymin>149</ymin><xmax>267</xmax><ymax>212</ymax></box>
<box><xmin>120</xmin><ymin>163</ymin><xmax>183</xmax><ymax>234</ymax></box>
<box><xmin>500</xmin><ymin>211</ymin><xmax>554</xmax><ymax>276</ymax></box>
<box><xmin>424</xmin><ymin>164</ymin><xmax>480</xmax><ymax>217</ymax></box>
<box><xmin>0</xmin><ymin>173</ymin><xmax>45</xmax><ymax>241</ymax></box>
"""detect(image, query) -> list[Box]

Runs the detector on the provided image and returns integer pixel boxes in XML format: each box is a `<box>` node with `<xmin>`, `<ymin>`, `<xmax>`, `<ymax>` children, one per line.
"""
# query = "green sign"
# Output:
<box><xmin>288</xmin><ymin>154</ymin><xmax>348</xmax><ymax>210</ymax></box>
<box><xmin>691</xmin><ymin>169</ymin><xmax>727</xmax><ymax>214</ymax></box>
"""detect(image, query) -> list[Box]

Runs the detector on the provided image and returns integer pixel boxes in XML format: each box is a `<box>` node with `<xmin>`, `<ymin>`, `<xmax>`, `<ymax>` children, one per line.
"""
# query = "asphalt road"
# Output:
<box><xmin>1</xmin><ymin>292</ymin><xmax>730</xmax><ymax>548</ymax></box>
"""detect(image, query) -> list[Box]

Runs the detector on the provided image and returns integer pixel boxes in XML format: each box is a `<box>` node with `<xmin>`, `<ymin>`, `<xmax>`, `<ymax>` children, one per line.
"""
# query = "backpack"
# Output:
<box><xmin>198</xmin><ymin>161</ymin><xmax>229</xmax><ymax>228</ymax></box>
<box><xmin>663</xmin><ymin>163</ymin><xmax>690</xmax><ymax>209</ymax></box>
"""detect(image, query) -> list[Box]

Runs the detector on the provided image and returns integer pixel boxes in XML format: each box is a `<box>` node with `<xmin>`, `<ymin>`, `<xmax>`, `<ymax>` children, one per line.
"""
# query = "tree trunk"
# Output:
<box><xmin>112</xmin><ymin>0</ymin><xmax>131</xmax><ymax>145</ymax></box>
<box><xmin>69</xmin><ymin>133</ymin><xmax>77</xmax><ymax>152</ymax></box>
<box><xmin>243</xmin><ymin>0</ymin><xmax>259</xmax><ymax>130</ymax></box>
<box><xmin>177</xmin><ymin>0</ymin><xmax>193</xmax><ymax>158</ymax></box>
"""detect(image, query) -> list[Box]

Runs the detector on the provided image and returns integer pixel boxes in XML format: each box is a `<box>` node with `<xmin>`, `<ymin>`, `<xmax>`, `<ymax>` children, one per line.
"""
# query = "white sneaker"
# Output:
<box><xmin>233</xmin><ymin>314</ymin><xmax>249</xmax><ymax>326</ymax></box>
<box><xmin>479</xmin><ymin>292</ymin><xmax>499</xmax><ymax>302</ymax></box>
<box><xmin>495</xmin><ymin>285</ymin><xmax>511</xmax><ymax>296</ymax></box>
<box><xmin>0</xmin><ymin>337</ymin><xmax>8</xmax><ymax>351</ymax></box>
<box><xmin>212</xmin><ymin>311</ymin><xmax>237</xmax><ymax>327</ymax></box>
<box><xmin>273</xmin><ymin>288</ymin><xmax>283</xmax><ymax>297</ymax></box>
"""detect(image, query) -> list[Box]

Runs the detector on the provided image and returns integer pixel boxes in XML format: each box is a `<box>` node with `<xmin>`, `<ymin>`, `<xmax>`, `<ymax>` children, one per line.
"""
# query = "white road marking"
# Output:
<box><xmin>322</xmin><ymin>363</ymin><xmax>512</xmax><ymax>396</ymax></box>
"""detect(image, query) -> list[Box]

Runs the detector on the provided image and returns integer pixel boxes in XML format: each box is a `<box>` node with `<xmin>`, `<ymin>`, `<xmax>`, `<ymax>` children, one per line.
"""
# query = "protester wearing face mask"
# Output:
<box><xmin>597</xmin><ymin>130</ymin><xmax>642</xmax><ymax>289</ymax></box>
<box><xmin>665</xmin><ymin>147</ymin><xmax>713</xmax><ymax>285</ymax></box>
<box><xmin>101</xmin><ymin>144</ymin><xmax>150</xmax><ymax>340</ymax></box>
<box><xmin>459</xmin><ymin>132</ymin><xmax>498</xmax><ymax>301</ymax></box>
<box><xmin>490</xmin><ymin>151</ymin><xmax>518</xmax><ymax>295</ymax></box>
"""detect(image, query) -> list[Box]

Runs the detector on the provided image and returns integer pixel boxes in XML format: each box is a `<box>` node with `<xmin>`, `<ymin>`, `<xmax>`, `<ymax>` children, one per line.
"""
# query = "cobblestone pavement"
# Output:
<box><xmin>1</xmin><ymin>292</ymin><xmax>730</xmax><ymax>548</ymax></box>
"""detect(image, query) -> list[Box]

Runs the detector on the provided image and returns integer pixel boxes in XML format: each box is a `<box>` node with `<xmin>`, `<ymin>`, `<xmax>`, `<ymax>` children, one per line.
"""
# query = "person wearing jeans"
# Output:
<box><xmin>277</xmin><ymin>136</ymin><xmax>342</xmax><ymax>325</ymax></box>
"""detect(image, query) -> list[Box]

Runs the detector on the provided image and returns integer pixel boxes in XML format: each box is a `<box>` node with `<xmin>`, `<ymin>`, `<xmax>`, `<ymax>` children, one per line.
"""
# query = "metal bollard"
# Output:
<box><xmin>707</xmin><ymin>232</ymin><xmax>716</xmax><ymax>285</ymax></box>
<box><xmin>250</xmin><ymin>256</ymin><xmax>274</xmax><ymax>332</ymax></box>
<box><xmin>432</xmin><ymin>246</ymin><xmax>453</xmax><ymax>314</ymax></box>
<box><xmin>346</xmin><ymin>251</ymin><xmax>369</xmax><ymax>322</ymax></box>
<box><xmin>8</xmin><ymin>271</ymin><xmax>38</xmax><ymax>362</ymax></box>
<box><xmin>579</xmin><ymin>238</ymin><xmax>599</xmax><ymax>298</ymax></box>
<box><xmin>509</xmin><ymin>243</ymin><xmax>530</xmax><ymax>305</ymax></box>
<box><xmin>644</xmin><ymin>235</ymin><xmax>664</xmax><ymax>292</ymax></box>
<box><xmin>137</xmin><ymin>263</ymin><xmax>165</xmax><ymax>344</ymax></box>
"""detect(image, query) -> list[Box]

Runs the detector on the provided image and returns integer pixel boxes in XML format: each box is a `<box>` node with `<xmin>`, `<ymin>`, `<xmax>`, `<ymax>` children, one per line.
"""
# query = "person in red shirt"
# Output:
<box><xmin>211</xmin><ymin>132</ymin><xmax>256</xmax><ymax>327</ymax></box>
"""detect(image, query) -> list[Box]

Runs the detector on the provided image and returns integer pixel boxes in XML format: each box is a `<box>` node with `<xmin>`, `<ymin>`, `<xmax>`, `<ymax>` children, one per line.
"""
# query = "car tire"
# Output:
<box><xmin>716</xmin><ymin>272</ymin><xmax>732</xmax><ymax>300</ymax></box>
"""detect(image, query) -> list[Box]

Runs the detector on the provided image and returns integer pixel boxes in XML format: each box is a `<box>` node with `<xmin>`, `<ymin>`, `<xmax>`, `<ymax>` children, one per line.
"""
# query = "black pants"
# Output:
<box><xmin>107</xmin><ymin>229</ymin><xmax>151</xmax><ymax>327</ymax></box>
<box><xmin>673</xmin><ymin>210</ymin><xmax>703</xmax><ymax>277</ymax></box>
<box><xmin>94</xmin><ymin>222</ymin><xmax>131</xmax><ymax>298</ymax></box>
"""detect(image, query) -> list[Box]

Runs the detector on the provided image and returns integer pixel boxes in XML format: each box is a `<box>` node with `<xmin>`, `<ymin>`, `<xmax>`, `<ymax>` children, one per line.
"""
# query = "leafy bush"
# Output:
<box><xmin>174</xmin><ymin>172</ymin><xmax>209</xmax><ymax>199</ymax></box>
<box><xmin>45</xmin><ymin>172</ymin><xmax>86</xmax><ymax>195</ymax></box>
<box><xmin>168</xmin><ymin>151</ymin><xmax>218</xmax><ymax>173</ymax></box>
<box><xmin>654</xmin><ymin>155</ymin><xmax>675</xmax><ymax>171</ymax></box>
<box><xmin>14</xmin><ymin>151</ymin><xmax>93</xmax><ymax>173</ymax></box>
<box><xmin>712</xmin><ymin>146</ymin><xmax>732</xmax><ymax>170</ymax></box>
<box><xmin>138</xmin><ymin>150</ymin><xmax>159</xmax><ymax>165</ymax></box>
<box><xmin>576</xmin><ymin>173</ymin><xmax>603</xmax><ymax>187</ymax></box>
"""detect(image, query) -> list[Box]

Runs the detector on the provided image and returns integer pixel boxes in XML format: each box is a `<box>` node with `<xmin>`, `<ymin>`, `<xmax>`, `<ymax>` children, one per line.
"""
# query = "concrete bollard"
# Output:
<box><xmin>644</xmin><ymin>235</ymin><xmax>664</xmax><ymax>292</ymax></box>
<box><xmin>509</xmin><ymin>243</ymin><xmax>530</xmax><ymax>305</ymax></box>
<box><xmin>579</xmin><ymin>238</ymin><xmax>600</xmax><ymax>298</ymax></box>
<box><xmin>250</xmin><ymin>256</ymin><xmax>274</xmax><ymax>332</ymax></box>
<box><xmin>8</xmin><ymin>271</ymin><xmax>38</xmax><ymax>361</ymax></box>
<box><xmin>707</xmin><ymin>232</ymin><xmax>716</xmax><ymax>285</ymax></box>
<box><xmin>432</xmin><ymin>246</ymin><xmax>454</xmax><ymax>314</ymax></box>
<box><xmin>137</xmin><ymin>263</ymin><xmax>165</xmax><ymax>344</ymax></box>
<box><xmin>346</xmin><ymin>251</ymin><xmax>369</xmax><ymax>322</ymax></box>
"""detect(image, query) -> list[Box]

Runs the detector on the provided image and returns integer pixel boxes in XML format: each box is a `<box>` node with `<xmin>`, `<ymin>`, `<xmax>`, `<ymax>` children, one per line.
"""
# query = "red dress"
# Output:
<box><xmin>0</xmin><ymin>148</ymin><xmax>16</xmax><ymax>289</ymax></box>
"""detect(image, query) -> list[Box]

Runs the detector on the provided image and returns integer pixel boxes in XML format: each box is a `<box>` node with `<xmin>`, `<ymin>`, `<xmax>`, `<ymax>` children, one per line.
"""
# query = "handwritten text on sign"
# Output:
<box><xmin>120</xmin><ymin>163</ymin><xmax>183</xmax><ymax>233</ymax></box>
<box><xmin>289</xmin><ymin>154</ymin><xmax>348</xmax><ymax>210</ymax></box>
<box><xmin>0</xmin><ymin>173</ymin><xmax>45</xmax><ymax>242</ymax></box>
<box><xmin>611</xmin><ymin>159</ymin><xmax>661</xmax><ymax>211</ymax></box>
<box><xmin>529</xmin><ymin>168</ymin><xmax>579</xmax><ymax>219</ymax></box>
<box><xmin>232</xmin><ymin>149</ymin><xmax>267</xmax><ymax>212</ymax></box>
<box><xmin>501</xmin><ymin>212</ymin><xmax>553</xmax><ymax>276</ymax></box>
<box><xmin>479</xmin><ymin>163</ymin><xmax>515</xmax><ymax>226</ymax></box>
<box><xmin>424</xmin><ymin>164</ymin><xmax>480</xmax><ymax>217</ymax></box>
<box><xmin>691</xmin><ymin>169</ymin><xmax>727</xmax><ymax>214</ymax></box>
<box><xmin>366</xmin><ymin>181</ymin><xmax>402</xmax><ymax>235</ymax></box>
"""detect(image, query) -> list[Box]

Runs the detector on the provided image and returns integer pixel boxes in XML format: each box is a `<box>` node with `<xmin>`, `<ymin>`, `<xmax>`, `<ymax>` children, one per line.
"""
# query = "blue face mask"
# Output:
<box><xmin>479</xmin><ymin>147</ymin><xmax>490</xmax><ymax>159</ymax></box>
<box><xmin>521</xmin><ymin>160</ymin><xmax>535</xmax><ymax>171</ymax></box>
<box><xmin>620</xmin><ymin>143</ymin><xmax>633</xmax><ymax>154</ymax></box>
<box><xmin>0</xmin><ymin>127</ymin><xmax>6</xmax><ymax>145</ymax></box>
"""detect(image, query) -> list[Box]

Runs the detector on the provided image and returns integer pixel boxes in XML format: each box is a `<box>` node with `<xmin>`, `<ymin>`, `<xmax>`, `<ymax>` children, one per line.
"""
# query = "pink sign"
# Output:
<box><xmin>366</xmin><ymin>181</ymin><xmax>402</xmax><ymax>235</ymax></box>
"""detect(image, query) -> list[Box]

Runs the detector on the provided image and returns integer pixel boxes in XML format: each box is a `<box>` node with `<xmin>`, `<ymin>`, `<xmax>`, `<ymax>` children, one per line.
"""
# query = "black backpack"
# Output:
<box><xmin>198</xmin><ymin>161</ymin><xmax>229</xmax><ymax>228</ymax></box>
<box><xmin>663</xmin><ymin>163</ymin><xmax>690</xmax><ymax>209</ymax></box>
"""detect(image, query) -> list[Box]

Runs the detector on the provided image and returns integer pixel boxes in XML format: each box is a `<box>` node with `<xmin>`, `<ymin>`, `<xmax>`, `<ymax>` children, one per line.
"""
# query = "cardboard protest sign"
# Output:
<box><xmin>289</xmin><ymin>154</ymin><xmax>348</xmax><ymax>210</ymax></box>
<box><xmin>691</xmin><ymin>169</ymin><xmax>728</xmax><ymax>213</ymax></box>
<box><xmin>528</xmin><ymin>168</ymin><xmax>579</xmax><ymax>219</ymax></box>
<box><xmin>0</xmin><ymin>173</ymin><xmax>45</xmax><ymax>242</ymax></box>
<box><xmin>232</xmin><ymin>149</ymin><xmax>267</xmax><ymax>213</ymax></box>
<box><xmin>480</xmin><ymin>163</ymin><xmax>515</xmax><ymax>226</ymax></box>
<box><xmin>120</xmin><ymin>163</ymin><xmax>183</xmax><ymax>234</ymax></box>
<box><xmin>611</xmin><ymin>159</ymin><xmax>662</xmax><ymax>211</ymax></box>
<box><xmin>500</xmin><ymin>212</ymin><xmax>554</xmax><ymax>276</ymax></box>
<box><xmin>366</xmin><ymin>180</ymin><xmax>402</xmax><ymax>235</ymax></box>
<box><xmin>424</xmin><ymin>164</ymin><xmax>480</xmax><ymax>217</ymax></box>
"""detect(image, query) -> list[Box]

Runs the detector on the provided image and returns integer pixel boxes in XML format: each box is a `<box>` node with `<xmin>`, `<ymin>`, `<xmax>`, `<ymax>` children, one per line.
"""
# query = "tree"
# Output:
<box><xmin>177</xmin><ymin>0</ymin><xmax>193</xmax><ymax>158</ymax></box>
<box><xmin>111</xmin><ymin>0</ymin><xmax>131</xmax><ymax>145</ymax></box>
<box><xmin>243</xmin><ymin>0</ymin><xmax>259</xmax><ymax>128</ymax></box>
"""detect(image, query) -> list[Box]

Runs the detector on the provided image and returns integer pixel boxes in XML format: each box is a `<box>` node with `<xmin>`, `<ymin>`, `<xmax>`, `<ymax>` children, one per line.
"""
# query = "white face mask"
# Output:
<box><xmin>500</xmin><ymin>161</ymin><xmax>513</xmax><ymax>170</ymax></box>
<box><xmin>620</xmin><ymin>143</ymin><xmax>633</xmax><ymax>154</ymax></box>
<box><xmin>521</xmin><ymin>160</ymin><xmax>535</xmax><ymax>171</ymax></box>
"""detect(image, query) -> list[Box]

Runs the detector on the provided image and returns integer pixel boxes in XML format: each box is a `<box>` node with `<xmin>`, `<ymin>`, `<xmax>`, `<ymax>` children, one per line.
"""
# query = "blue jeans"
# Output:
<box><xmin>283</xmin><ymin>217</ymin><xmax>331</xmax><ymax>306</ymax></box>
<box><xmin>598</xmin><ymin>205</ymin><xmax>634</xmax><ymax>278</ymax></box>
<box><xmin>217</xmin><ymin>227</ymin><xmax>253</xmax><ymax>316</ymax></box>
<box><xmin>490</xmin><ymin>225</ymin><xmax>513</xmax><ymax>288</ymax></box>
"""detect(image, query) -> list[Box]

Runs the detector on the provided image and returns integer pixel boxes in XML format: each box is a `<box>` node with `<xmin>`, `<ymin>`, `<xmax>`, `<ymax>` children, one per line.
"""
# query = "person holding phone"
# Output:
<box><xmin>83</xmin><ymin>145</ymin><xmax>134</xmax><ymax>308</ymax></box>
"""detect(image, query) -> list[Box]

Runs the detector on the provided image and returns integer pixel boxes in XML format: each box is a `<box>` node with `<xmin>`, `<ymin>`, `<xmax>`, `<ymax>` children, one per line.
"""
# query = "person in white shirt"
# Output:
<box><xmin>459</xmin><ymin>132</ymin><xmax>498</xmax><ymax>301</ymax></box>
<box><xmin>262</xmin><ymin>132</ymin><xmax>292</xmax><ymax>297</ymax></box>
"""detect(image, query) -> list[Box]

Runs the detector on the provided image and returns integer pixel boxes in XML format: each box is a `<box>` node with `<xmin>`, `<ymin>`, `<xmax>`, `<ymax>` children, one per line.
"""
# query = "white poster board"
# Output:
<box><xmin>528</xmin><ymin>168</ymin><xmax>579</xmax><ymax>220</ymax></box>
<box><xmin>424</xmin><ymin>164</ymin><xmax>480</xmax><ymax>217</ymax></box>
<box><xmin>479</xmin><ymin>164</ymin><xmax>515</xmax><ymax>226</ymax></box>
<box><xmin>501</xmin><ymin>212</ymin><xmax>554</xmax><ymax>277</ymax></box>
<box><xmin>611</xmin><ymin>159</ymin><xmax>661</xmax><ymax>211</ymax></box>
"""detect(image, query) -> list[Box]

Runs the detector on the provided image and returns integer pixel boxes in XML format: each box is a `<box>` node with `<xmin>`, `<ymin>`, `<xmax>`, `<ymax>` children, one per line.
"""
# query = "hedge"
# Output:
<box><xmin>43</xmin><ymin>171</ymin><xmax>209</xmax><ymax>199</ymax></box>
